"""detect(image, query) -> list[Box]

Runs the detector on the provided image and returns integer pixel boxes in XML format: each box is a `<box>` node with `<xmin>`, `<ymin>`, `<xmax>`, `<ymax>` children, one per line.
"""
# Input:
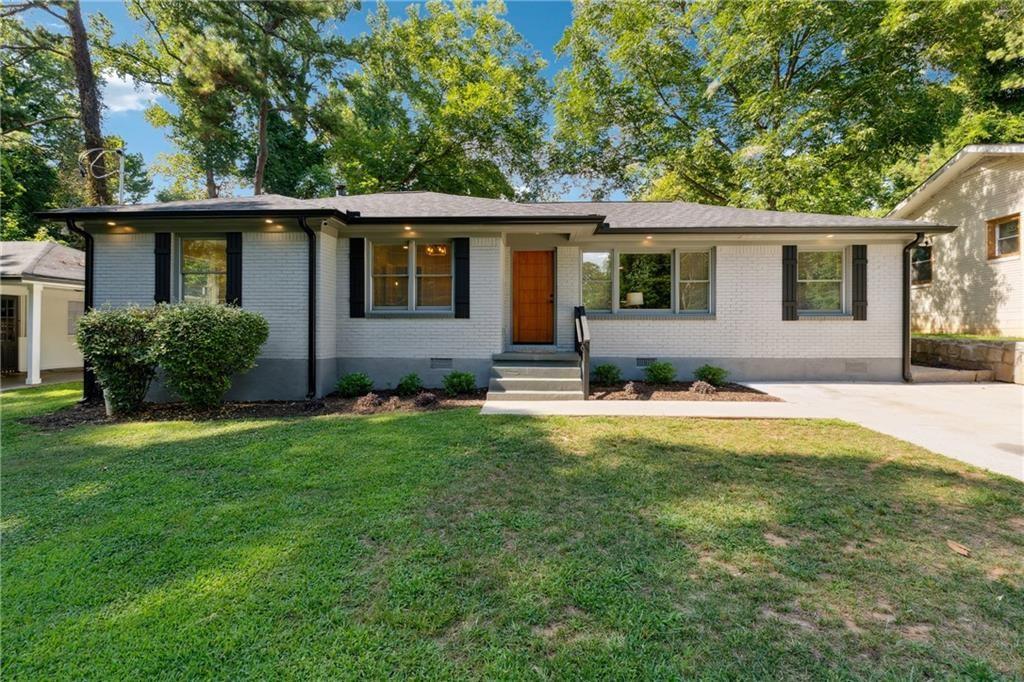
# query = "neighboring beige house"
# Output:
<box><xmin>889</xmin><ymin>144</ymin><xmax>1023</xmax><ymax>337</ymax></box>
<box><xmin>0</xmin><ymin>242</ymin><xmax>85</xmax><ymax>385</ymax></box>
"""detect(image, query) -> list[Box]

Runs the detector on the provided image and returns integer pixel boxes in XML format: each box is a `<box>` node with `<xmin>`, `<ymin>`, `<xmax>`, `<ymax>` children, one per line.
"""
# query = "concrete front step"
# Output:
<box><xmin>489</xmin><ymin>376</ymin><xmax>583</xmax><ymax>392</ymax></box>
<box><xmin>491</xmin><ymin>364</ymin><xmax>581</xmax><ymax>379</ymax></box>
<box><xmin>492</xmin><ymin>351</ymin><xmax>580</xmax><ymax>364</ymax></box>
<box><xmin>485</xmin><ymin>388</ymin><xmax>586</xmax><ymax>401</ymax></box>
<box><xmin>911</xmin><ymin>364</ymin><xmax>995</xmax><ymax>383</ymax></box>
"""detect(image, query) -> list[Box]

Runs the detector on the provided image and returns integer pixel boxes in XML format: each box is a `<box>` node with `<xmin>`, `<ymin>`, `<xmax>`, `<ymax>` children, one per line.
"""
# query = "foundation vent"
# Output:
<box><xmin>636</xmin><ymin>357</ymin><xmax>657</xmax><ymax>368</ymax></box>
<box><xmin>430</xmin><ymin>357</ymin><xmax>454</xmax><ymax>370</ymax></box>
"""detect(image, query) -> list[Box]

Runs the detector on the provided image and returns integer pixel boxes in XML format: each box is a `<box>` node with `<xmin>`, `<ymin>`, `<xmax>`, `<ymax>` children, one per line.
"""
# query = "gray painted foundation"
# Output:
<box><xmin>591</xmin><ymin>356</ymin><xmax>902</xmax><ymax>382</ymax></box>
<box><xmin>334</xmin><ymin>357</ymin><xmax>492</xmax><ymax>392</ymax></box>
<box><xmin>145</xmin><ymin>358</ymin><xmax>310</xmax><ymax>402</ymax></box>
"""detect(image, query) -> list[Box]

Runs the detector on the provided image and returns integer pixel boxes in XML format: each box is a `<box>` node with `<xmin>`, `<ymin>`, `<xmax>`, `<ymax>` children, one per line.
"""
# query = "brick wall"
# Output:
<box><xmin>588</xmin><ymin>243</ymin><xmax>903</xmax><ymax>360</ymax></box>
<box><xmin>336</xmin><ymin>236</ymin><xmax>505</xmax><ymax>358</ymax></box>
<box><xmin>242</xmin><ymin>231</ymin><xmax>308</xmax><ymax>359</ymax></box>
<box><xmin>93</xmin><ymin>232</ymin><xmax>155</xmax><ymax>308</ymax></box>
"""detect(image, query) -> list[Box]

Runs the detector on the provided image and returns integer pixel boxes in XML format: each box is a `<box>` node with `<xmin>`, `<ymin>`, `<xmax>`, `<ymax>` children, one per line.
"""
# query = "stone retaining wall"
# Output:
<box><xmin>912</xmin><ymin>337</ymin><xmax>1023</xmax><ymax>384</ymax></box>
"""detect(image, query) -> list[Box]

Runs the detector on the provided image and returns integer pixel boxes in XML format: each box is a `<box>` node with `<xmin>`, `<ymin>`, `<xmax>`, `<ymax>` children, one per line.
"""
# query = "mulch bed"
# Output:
<box><xmin>20</xmin><ymin>389</ymin><xmax>487</xmax><ymax>432</ymax></box>
<box><xmin>590</xmin><ymin>381</ymin><xmax>781</xmax><ymax>402</ymax></box>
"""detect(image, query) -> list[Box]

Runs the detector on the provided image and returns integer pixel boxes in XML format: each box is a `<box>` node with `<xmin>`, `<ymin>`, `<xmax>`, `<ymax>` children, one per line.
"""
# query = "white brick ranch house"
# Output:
<box><xmin>39</xmin><ymin>192</ymin><xmax>954</xmax><ymax>401</ymax></box>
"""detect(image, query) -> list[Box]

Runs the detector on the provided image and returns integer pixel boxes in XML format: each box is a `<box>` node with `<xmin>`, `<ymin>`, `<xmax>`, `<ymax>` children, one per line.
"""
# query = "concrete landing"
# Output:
<box><xmin>911</xmin><ymin>364</ymin><xmax>995</xmax><ymax>383</ymax></box>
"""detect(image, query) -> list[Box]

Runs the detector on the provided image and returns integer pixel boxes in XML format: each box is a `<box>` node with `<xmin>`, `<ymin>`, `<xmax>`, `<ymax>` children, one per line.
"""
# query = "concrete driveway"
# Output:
<box><xmin>748</xmin><ymin>382</ymin><xmax>1024</xmax><ymax>481</ymax></box>
<box><xmin>483</xmin><ymin>382</ymin><xmax>1024</xmax><ymax>480</ymax></box>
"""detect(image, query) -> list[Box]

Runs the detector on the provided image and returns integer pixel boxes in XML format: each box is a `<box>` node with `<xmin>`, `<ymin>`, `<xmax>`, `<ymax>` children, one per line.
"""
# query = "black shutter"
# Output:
<box><xmin>350</xmin><ymin>237</ymin><xmax>365</xmax><ymax>318</ymax></box>
<box><xmin>154</xmin><ymin>232</ymin><xmax>171</xmax><ymax>304</ymax></box>
<box><xmin>852</xmin><ymin>244</ymin><xmax>867</xmax><ymax>321</ymax></box>
<box><xmin>782</xmin><ymin>245</ymin><xmax>798</xmax><ymax>321</ymax></box>
<box><xmin>454</xmin><ymin>237</ymin><xmax>470</xmax><ymax>318</ymax></box>
<box><xmin>226</xmin><ymin>232</ymin><xmax>242</xmax><ymax>306</ymax></box>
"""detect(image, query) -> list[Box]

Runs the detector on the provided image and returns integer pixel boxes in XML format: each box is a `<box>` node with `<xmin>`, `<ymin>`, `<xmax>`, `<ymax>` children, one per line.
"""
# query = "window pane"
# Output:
<box><xmin>416</xmin><ymin>243</ymin><xmax>451</xmax><ymax>275</ymax></box>
<box><xmin>619</xmin><ymin>253</ymin><xmax>671</xmax><ymax>309</ymax></box>
<box><xmin>417</xmin><ymin>276</ymin><xmax>452</xmax><ymax>307</ymax></box>
<box><xmin>996</xmin><ymin>220</ymin><xmax>1019</xmax><ymax>255</ymax></box>
<box><xmin>373</xmin><ymin>243</ymin><xmax>409</xmax><ymax>276</ymax></box>
<box><xmin>912</xmin><ymin>246</ymin><xmax>932</xmax><ymax>283</ymax></box>
<box><xmin>582</xmin><ymin>252</ymin><xmax>612</xmax><ymax>310</ymax></box>
<box><xmin>372</xmin><ymin>276</ymin><xmax>409</xmax><ymax>307</ymax></box>
<box><xmin>183</xmin><ymin>273</ymin><xmax>226</xmax><ymax>304</ymax></box>
<box><xmin>797</xmin><ymin>251</ymin><xmax>841</xmax><ymax>280</ymax></box>
<box><xmin>797</xmin><ymin>281</ymin><xmax>841</xmax><ymax>311</ymax></box>
<box><xmin>679</xmin><ymin>281</ymin><xmax>709</xmax><ymax>311</ymax></box>
<box><xmin>678</xmin><ymin>251</ymin><xmax>709</xmax><ymax>281</ymax></box>
<box><xmin>182</xmin><ymin>239</ymin><xmax>226</xmax><ymax>274</ymax></box>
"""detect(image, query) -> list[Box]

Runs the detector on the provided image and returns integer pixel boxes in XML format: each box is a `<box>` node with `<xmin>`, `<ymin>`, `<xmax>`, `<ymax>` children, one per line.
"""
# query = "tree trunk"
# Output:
<box><xmin>67</xmin><ymin>0</ymin><xmax>111</xmax><ymax>205</ymax></box>
<box><xmin>205</xmin><ymin>165</ymin><xmax>218</xmax><ymax>198</ymax></box>
<box><xmin>253</xmin><ymin>97</ymin><xmax>270</xmax><ymax>195</ymax></box>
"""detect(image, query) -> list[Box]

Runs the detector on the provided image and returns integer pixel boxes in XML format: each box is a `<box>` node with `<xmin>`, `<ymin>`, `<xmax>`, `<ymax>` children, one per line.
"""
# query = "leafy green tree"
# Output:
<box><xmin>319</xmin><ymin>0</ymin><xmax>550</xmax><ymax>198</ymax></box>
<box><xmin>553</xmin><ymin>0</ymin><xmax>961</xmax><ymax>213</ymax></box>
<box><xmin>243</xmin><ymin>111</ymin><xmax>334</xmax><ymax>198</ymax></box>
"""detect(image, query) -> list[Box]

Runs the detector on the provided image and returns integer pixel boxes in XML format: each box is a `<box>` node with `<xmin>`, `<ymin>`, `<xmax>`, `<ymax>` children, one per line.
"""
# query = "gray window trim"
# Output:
<box><xmin>796</xmin><ymin>247</ymin><xmax>847</xmax><ymax>314</ymax></box>
<box><xmin>368</xmin><ymin>238</ymin><xmax>455</xmax><ymax>314</ymax></box>
<box><xmin>581</xmin><ymin>247</ymin><xmax>715</xmax><ymax>315</ymax></box>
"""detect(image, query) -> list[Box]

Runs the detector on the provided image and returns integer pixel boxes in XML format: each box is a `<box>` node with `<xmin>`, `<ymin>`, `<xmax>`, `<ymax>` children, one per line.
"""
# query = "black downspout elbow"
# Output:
<box><xmin>902</xmin><ymin>232</ymin><xmax>924</xmax><ymax>383</ymax></box>
<box><xmin>298</xmin><ymin>217</ymin><xmax>317</xmax><ymax>400</ymax></box>
<box><xmin>65</xmin><ymin>219</ymin><xmax>98</xmax><ymax>402</ymax></box>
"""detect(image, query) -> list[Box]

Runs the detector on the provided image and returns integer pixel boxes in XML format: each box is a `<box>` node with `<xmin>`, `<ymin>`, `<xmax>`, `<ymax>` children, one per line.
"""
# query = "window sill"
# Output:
<box><xmin>912</xmin><ymin>281</ymin><xmax>932</xmax><ymax>288</ymax></box>
<box><xmin>988</xmin><ymin>253</ymin><xmax>1020</xmax><ymax>263</ymax></box>
<box><xmin>797</xmin><ymin>313</ymin><xmax>854</xmax><ymax>321</ymax></box>
<box><xmin>587</xmin><ymin>312</ymin><xmax>716</xmax><ymax>321</ymax></box>
<box><xmin>366</xmin><ymin>311</ymin><xmax>455</xmax><ymax>319</ymax></box>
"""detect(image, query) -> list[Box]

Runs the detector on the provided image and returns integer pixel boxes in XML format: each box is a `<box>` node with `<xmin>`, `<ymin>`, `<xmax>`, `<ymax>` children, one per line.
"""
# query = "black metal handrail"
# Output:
<box><xmin>574</xmin><ymin>305</ymin><xmax>591</xmax><ymax>399</ymax></box>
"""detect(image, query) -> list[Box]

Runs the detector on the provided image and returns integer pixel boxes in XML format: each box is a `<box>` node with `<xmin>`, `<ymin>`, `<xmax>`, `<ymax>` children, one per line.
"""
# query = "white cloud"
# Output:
<box><xmin>102</xmin><ymin>71</ymin><xmax>160</xmax><ymax>113</ymax></box>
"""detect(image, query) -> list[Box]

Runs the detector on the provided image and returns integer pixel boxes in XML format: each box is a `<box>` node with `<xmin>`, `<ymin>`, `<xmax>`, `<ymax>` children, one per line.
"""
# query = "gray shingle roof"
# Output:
<box><xmin>36</xmin><ymin>190</ymin><xmax>953</xmax><ymax>233</ymax></box>
<box><xmin>536</xmin><ymin>201</ymin><xmax>949</xmax><ymax>232</ymax></box>
<box><xmin>1</xmin><ymin>241</ymin><xmax>84</xmax><ymax>283</ymax></box>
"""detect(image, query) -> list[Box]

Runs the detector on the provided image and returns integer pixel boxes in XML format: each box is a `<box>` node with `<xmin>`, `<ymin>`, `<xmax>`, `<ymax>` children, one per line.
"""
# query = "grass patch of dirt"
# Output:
<box><xmin>591</xmin><ymin>381</ymin><xmax>781</xmax><ymax>401</ymax></box>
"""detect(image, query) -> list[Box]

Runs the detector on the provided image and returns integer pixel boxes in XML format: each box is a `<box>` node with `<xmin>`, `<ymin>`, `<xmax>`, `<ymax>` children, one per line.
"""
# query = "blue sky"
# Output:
<box><xmin>27</xmin><ymin>0</ymin><xmax>586</xmax><ymax>200</ymax></box>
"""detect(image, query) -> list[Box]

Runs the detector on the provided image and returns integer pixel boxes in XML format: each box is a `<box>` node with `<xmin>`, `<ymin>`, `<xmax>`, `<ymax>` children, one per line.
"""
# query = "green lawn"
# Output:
<box><xmin>3</xmin><ymin>385</ymin><xmax>1023</xmax><ymax>679</ymax></box>
<box><xmin>915</xmin><ymin>332</ymin><xmax>1024</xmax><ymax>343</ymax></box>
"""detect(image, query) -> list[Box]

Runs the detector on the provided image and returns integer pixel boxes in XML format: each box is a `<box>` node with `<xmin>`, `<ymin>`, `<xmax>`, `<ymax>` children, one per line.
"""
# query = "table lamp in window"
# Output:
<box><xmin>624</xmin><ymin>292</ymin><xmax>644</xmax><ymax>308</ymax></box>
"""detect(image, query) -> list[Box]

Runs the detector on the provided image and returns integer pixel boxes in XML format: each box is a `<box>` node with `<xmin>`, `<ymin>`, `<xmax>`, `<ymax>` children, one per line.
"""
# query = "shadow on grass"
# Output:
<box><xmin>2</xmin><ymin>407</ymin><xmax>1022</xmax><ymax>678</ymax></box>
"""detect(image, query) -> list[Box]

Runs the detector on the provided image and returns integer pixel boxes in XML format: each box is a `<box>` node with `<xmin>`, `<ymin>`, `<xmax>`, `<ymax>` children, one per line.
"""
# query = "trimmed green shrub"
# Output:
<box><xmin>694</xmin><ymin>364</ymin><xmax>729</xmax><ymax>387</ymax></box>
<box><xmin>75</xmin><ymin>306</ymin><xmax>158</xmax><ymax>414</ymax></box>
<box><xmin>643</xmin><ymin>361</ymin><xmax>676</xmax><ymax>384</ymax></box>
<box><xmin>395</xmin><ymin>373</ymin><xmax>423</xmax><ymax>397</ymax></box>
<box><xmin>151</xmin><ymin>303</ymin><xmax>269</xmax><ymax>409</ymax></box>
<box><xmin>592</xmin><ymin>363</ymin><xmax>622</xmax><ymax>385</ymax></box>
<box><xmin>337</xmin><ymin>372</ymin><xmax>374</xmax><ymax>398</ymax></box>
<box><xmin>442</xmin><ymin>370</ymin><xmax>476</xmax><ymax>397</ymax></box>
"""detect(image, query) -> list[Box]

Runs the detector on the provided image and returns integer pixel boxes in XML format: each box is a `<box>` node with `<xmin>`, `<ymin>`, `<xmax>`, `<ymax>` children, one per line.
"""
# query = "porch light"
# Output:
<box><xmin>645</xmin><ymin>235</ymin><xmax>653</xmax><ymax>240</ymax></box>
<box><xmin>404</xmin><ymin>226</ymin><xmax>412</xmax><ymax>231</ymax></box>
<box><xmin>106</xmin><ymin>221</ymin><xmax>116</xmax><ymax>226</ymax></box>
<box><xmin>265</xmin><ymin>219</ymin><xmax>273</xmax><ymax>224</ymax></box>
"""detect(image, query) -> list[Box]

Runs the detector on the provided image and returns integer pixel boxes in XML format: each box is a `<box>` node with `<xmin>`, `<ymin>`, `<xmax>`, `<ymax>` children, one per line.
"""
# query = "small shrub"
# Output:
<box><xmin>592</xmin><ymin>363</ymin><xmax>622</xmax><ymax>385</ymax></box>
<box><xmin>443</xmin><ymin>370</ymin><xmax>476</xmax><ymax>397</ymax></box>
<box><xmin>643</xmin><ymin>361</ymin><xmax>676</xmax><ymax>384</ymax></box>
<box><xmin>75</xmin><ymin>306</ymin><xmax>158</xmax><ymax>414</ymax></box>
<box><xmin>694</xmin><ymin>364</ymin><xmax>729</xmax><ymax>387</ymax></box>
<box><xmin>337</xmin><ymin>372</ymin><xmax>374</xmax><ymax>398</ymax></box>
<box><xmin>689</xmin><ymin>380</ymin><xmax>717</xmax><ymax>395</ymax></box>
<box><xmin>414</xmin><ymin>391</ymin><xmax>439</xmax><ymax>408</ymax></box>
<box><xmin>151</xmin><ymin>303</ymin><xmax>269</xmax><ymax>409</ymax></box>
<box><xmin>396</xmin><ymin>372</ymin><xmax>423</xmax><ymax>397</ymax></box>
<box><xmin>354</xmin><ymin>392</ymin><xmax>382</xmax><ymax>413</ymax></box>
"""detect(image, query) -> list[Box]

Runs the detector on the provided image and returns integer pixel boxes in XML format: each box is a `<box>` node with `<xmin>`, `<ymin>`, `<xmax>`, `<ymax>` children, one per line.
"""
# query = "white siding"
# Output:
<box><xmin>336</xmin><ymin>236</ymin><xmax>504</xmax><ymax>358</ymax></box>
<box><xmin>317</xmin><ymin>231</ymin><xmax>337</xmax><ymax>359</ymax></box>
<box><xmin>555</xmin><ymin>246</ymin><xmax>581</xmax><ymax>349</ymax></box>
<box><xmin>93</xmin><ymin>232</ymin><xmax>154</xmax><ymax>308</ymax></box>
<box><xmin>909</xmin><ymin>155</ymin><xmax>1024</xmax><ymax>336</ymax></box>
<box><xmin>588</xmin><ymin>243</ymin><xmax>902</xmax><ymax>360</ymax></box>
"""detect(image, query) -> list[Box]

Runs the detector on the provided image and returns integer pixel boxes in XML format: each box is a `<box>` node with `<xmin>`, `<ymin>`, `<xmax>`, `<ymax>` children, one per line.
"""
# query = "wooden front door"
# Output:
<box><xmin>512</xmin><ymin>250</ymin><xmax>554</xmax><ymax>344</ymax></box>
<box><xmin>1</xmin><ymin>295</ymin><xmax>19</xmax><ymax>374</ymax></box>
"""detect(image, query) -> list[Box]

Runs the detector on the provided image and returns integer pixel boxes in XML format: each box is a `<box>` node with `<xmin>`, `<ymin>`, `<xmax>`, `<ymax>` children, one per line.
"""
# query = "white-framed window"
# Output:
<box><xmin>181</xmin><ymin>238</ymin><xmax>227</xmax><ymax>304</ymax></box>
<box><xmin>797</xmin><ymin>250</ymin><xmax>843</xmax><ymax>313</ymax></box>
<box><xmin>370</xmin><ymin>239</ymin><xmax>453</xmax><ymax>311</ymax></box>
<box><xmin>67</xmin><ymin>300</ymin><xmax>84</xmax><ymax>335</ymax></box>
<box><xmin>912</xmin><ymin>245</ymin><xmax>932</xmax><ymax>285</ymax></box>
<box><xmin>580</xmin><ymin>248</ymin><xmax>714</xmax><ymax>314</ymax></box>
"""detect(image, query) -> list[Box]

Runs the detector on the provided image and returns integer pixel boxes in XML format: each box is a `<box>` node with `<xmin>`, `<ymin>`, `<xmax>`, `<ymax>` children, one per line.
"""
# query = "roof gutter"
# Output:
<box><xmin>902</xmin><ymin>232</ymin><xmax>925</xmax><ymax>383</ymax></box>
<box><xmin>298</xmin><ymin>217</ymin><xmax>317</xmax><ymax>400</ymax></box>
<box><xmin>63</xmin><ymin>219</ymin><xmax>99</xmax><ymax>402</ymax></box>
<box><xmin>593</xmin><ymin>224</ymin><xmax>957</xmax><ymax>235</ymax></box>
<box><xmin>35</xmin><ymin>208</ymin><xmax>344</xmax><ymax>222</ymax></box>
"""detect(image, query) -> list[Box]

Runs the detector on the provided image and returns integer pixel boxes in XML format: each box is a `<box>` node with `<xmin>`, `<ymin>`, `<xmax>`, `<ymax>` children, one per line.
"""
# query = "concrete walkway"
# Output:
<box><xmin>0</xmin><ymin>369</ymin><xmax>81</xmax><ymax>392</ymax></box>
<box><xmin>482</xmin><ymin>382</ymin><xmax>1024</xmax><ymax>481</ymax></box>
